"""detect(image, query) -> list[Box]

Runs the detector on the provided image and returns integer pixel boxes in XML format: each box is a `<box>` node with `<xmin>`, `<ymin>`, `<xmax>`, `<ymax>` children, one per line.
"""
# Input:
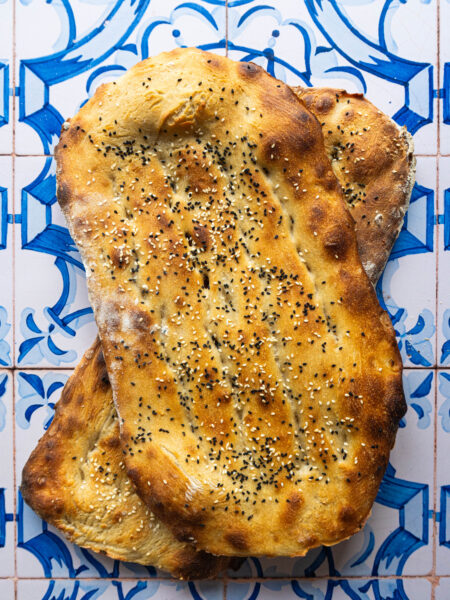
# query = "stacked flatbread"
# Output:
<box><xmin>21</xmin><ymin>49</ymin><xmax>415</xmax><ymax>577</ymax></box>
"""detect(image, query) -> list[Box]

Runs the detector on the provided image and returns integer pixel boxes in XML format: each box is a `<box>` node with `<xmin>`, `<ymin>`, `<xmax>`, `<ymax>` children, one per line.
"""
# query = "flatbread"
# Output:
<box><xmin>20</xmin><ymin>338</ymin><xmax>232</xmax><ymax>579</ymax></box>
<box><xmin>293</xmin><ymin>87</ymin><xmax>415</xmax><ymax>282</ymax></box>
<box><xmin>55</xmin><ymin>48</ymin><xmax>405</xmax><ymax>557</ymax></box>
<box><xmin>24</xmin><ymin>84</ymin><xmax>412</xmax><ymax>570</ymax></box>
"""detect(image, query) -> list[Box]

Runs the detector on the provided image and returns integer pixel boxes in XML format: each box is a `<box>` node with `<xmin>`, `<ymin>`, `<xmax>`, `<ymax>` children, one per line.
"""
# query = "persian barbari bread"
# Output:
<box><xmin>293</xmin><ymin>87</ymin><xmax>415</xmax><ymax>283</ymax></box>
<box><xmin>55</xmin><ymin>48</ymin><xmax>406</xmax><ymax>556</ymax></box>
<box><xmin>20</xmin><ymin>338</ymin><xmax>231</xmax><ymax>579</ymax></box>
<box><xmin>21</xmin><ymin>91</ymin><xmax>412</xmax><ymax>572</ymax></box>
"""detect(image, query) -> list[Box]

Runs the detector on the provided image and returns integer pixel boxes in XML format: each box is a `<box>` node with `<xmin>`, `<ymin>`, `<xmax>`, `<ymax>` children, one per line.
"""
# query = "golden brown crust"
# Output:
<box><xmin>20</xmin><ymin>338</ymin><xmax>230</xmax><ymax>579</ymax></box>
<box><xmin>293</xmin><ymin>87</ymin><xmax>415</xmax><ymax>282</ymax></box>
<box><xmin>27</xmin><ymin>85</ymin><xmax>410</xmax><ymax>568</ymax></box>
<box><xmin>55</xmin><ymin>48</ymin><xmax>406</xmax><ymax>556</ymax></box>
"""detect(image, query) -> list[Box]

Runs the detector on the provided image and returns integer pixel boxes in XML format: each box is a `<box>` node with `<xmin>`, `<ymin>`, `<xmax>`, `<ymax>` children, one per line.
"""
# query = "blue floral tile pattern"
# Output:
<box><xmin>226</xmin><ymin>578</ymin><xmax>433</xmax><ymax>600</ymax></box>
<box><xmin>17</xmin><ymin>579</ymin><xmax>224</xmax><ymax>600</ymax></box>
<box><xmin>0</xmin><ymin>157</ymin><xmax>13</xmax><ymax>367</ymax></box>
<box><xmin>438</xmin><ymin>157</ymin><xmax>450</xmax><ymax>367</ymax></box>
<box><xmin>14</xmin><ymin>157</ymin><xmax>97</xmax><ymax>367</ymax></box>
<box><xmin>0</xmin><ymin>0</ymin><xmax>447</xmax><ymax>598</ymax></box>
<box><xmin>376</xmin><ymin>156</ymin><xmax>437</xmax><ymax>368</ymax></box>
<box><xmin>437</xmin><ymin>370</ymin><xmax>450</xmax><ymax>576</ymax></box>
<box><xmin>0</xmin><ymin>371</ymin><xmax>15</xmax><ymax>578</ymax></box>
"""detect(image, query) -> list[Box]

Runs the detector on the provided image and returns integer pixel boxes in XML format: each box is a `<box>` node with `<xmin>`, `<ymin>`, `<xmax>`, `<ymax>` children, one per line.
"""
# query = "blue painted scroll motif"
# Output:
<box><xmin>226</xmin><ymin>0</ymin><xmax>433</xmax><ymax>134</ymax></box>
<box><xmin>439</xmin><ymin>372</ymin><xmax>450</xmax><ymax>564</ymax></box>
<box><xmin>17</xmin><ymin>157</ymin><xmax>93</xmax><ymax>365</ymax></box>
<box><xmin>0</xmin><ymin>180</ymin><xmax>11</xmax><ymax>366</ymax></box>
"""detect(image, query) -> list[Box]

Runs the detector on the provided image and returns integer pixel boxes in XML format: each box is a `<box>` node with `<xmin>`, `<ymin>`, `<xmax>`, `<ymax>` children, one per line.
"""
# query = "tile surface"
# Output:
<box><xmin>437</xmin><ymin>369</ymin><xmax>450</xmax><ymax>575</ymax></box>
<box><xmin>17</xmin><ymin>579</ymin><xmax>224</xmax><ymax>600</ymax></box>
<box><xmin>13</xmin><ymin>156</ymin><xmax>97</xmax><ymax>368</ymax></box>
<box><xmin>227</xmin><ymin>578</ymin><xmax>433</xmax><ymax>600</ymax></box>
<box><xmin>2</xmin><ymin>0</ymin><xmax>445</xmax><ymax>597</ymax></box>
<box><xmin>438</xmin><ymin>157</ymin><xmax>450</xmax><ymax>367</ymax></box>
<box><xmin>0</xmin><ymin>0</ymin><xmax>13</xmax><ymax>155</ymax></box>
<box><xmin>0</xmin><ymin>157</ymin><xmax>13</xmax><ymax>367</ymax></box>
<box><xmin>0</xmin><ymin>371</ymin><xmax>16</xmax><ymax>578</ymax></box>
<box><xmin>436</xmin><ymin>578</ymin><xmax>450</xmax><ymax>599</ymax></box>
<box><xmin>377</xmin><ymin>156</ymin><xmax>437</xmax><ymax>368</ymax></box>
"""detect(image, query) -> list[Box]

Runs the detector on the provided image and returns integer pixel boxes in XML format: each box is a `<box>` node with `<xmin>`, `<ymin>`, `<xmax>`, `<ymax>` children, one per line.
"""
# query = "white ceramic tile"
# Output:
<box><xmin>15</xmin><ymin>0</ymin><xmax>227</xmax><ymax>154</ymax></box>
<box><xmin>14</xmin><ymin>156</ymin><xmax>97</xmax><ymax>367</ymax></box>
<box><xmin>378</xmin><ymin>156</ymin><xmax>437</xmax><ymax>367</ymax></box>
<box><xmin>0</xmin><ymin>371</ymin><xmax>16</xmax><ymax>578</ymax></box>
<box><xmin>227</xmin><ymin>579</ymin><xmax>326</xmax><ymax>600</ymax></box>
<box><xmin>0</xmin><ymin>157</ymin><xmax>13</xmax><ymax>367</ymax></box>
<box><xmin>438</xmin><ymin>157</ymin><xmax>450</xmax><ymax>366</ymax></box>
<box><xmin>436</xmin><ymin>578</ymin><xmax>450</xmax><ymax>599</ymax></box>
<box><xmin>18</xmin><ymin>579</ymin><xmax>223</xmax><ymax>600</ymax></box>
<box><xmin>0</xmin><ymin>579</ymin><xmax>14</xmax><ymax>600</ymax></box>
<box><xmin>227</xmin><ymin>578</ymin><xmax>431</xmax><ymax>600</ymax></box>
<box><xmin>18</xmin><ymin>579</ymin><xmax>107</xmax><ymax>600</ymax></box>
<box><xmin>114</xmin><ymin>580</ymin><xmax>224</xmax><ymax>600</ymax></box>
<box><xmin>0</xmin><ymin>0</ymin><xmax>13</xmax><ymax>155</ymax></box>
<box><xmin>226</xmin><ymin>0</ymin><xmax>437</xmax><ymax>154</ymax></box>
<box><xmin>437</xmin><ymin>370</ymin><xmax>450</xmax><ymax>575</ymax></box>
<box><xmin>440</xmin><ymin>0</ymin><xmax>450</xmax><ymax>155</ymax></box>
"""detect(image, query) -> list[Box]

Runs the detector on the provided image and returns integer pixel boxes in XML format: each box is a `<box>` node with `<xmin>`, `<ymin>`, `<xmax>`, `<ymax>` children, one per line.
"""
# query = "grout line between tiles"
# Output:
<box><xmin>12</xmin><ymin>0</ymin><xmax>17</xmax><ymax>594</ymax></box>
<box><xmin>433</xmin><ymin>365</ymin><xmax>438</xmax><ymax>599</ymax></box>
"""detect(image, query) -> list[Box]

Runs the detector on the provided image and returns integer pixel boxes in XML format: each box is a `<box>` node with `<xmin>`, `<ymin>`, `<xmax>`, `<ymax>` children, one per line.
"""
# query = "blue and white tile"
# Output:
<box><xmin>0</xmin><ymin>371</ymin><xmax>16</xmax><ymax>577</ymax></box>
<box><xmin>15</xmin><ymin>0</ymin><xmax>227</xmax><ymax>155</ymax></box>
<box><xmin>0</xmin><ymin>157</ymin><xmax>13</xmax><ymax>367</ymax></box>
<box><xmin>438</xmin><ymin>157</ymin><xmax>450</xmax><ymax>367</ymax></box>
<box><xmin>15</xmin><ymin>368</ymin><xmax>73</xmax><ymax>578</ymax></box>
<box><xmin>0</xmin><ymin>0</ymin><xmax>13</xmax><ymax>154</ymax></box>
<box><xmin>17</xmin><ymin>579</ymin><xmax>224</xmax><ymax>599</ymax></box>
<box><xmin>377</xmin><ymin>156</ymin><xmax>437</xmax><ymax>368</ymax></box>
<box><xmin>231</xmin><ymin>369</ymin><xmax>434</xmax><ymax>579</ymax></box>
<box><xmin>440</xmin><ymin>0</ymin><xmax>450</xmax><ymax>155</ymax></box>
<box><xmin>226</xmin><ymin>0</ymin><xmax>437</xmax><ymax>154</ymax></box>
<box><xmin>436</xmin><ymin>578</ymin><xmax>450</xmax><ymax>599</ymax></box>
<box><xmin>437</xmin><ymin>369</ymin><xmax>450</xmax><ymax>575</ymax></box>
<box><xmin>14</xmin><ymin>156</ymin><xmax>97</xmax><ymax>367</ymax></box>
<box><xmin>226</xmin><ymin>578</ymin><xmax>431</xmax><ymax>600</ymax></box>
